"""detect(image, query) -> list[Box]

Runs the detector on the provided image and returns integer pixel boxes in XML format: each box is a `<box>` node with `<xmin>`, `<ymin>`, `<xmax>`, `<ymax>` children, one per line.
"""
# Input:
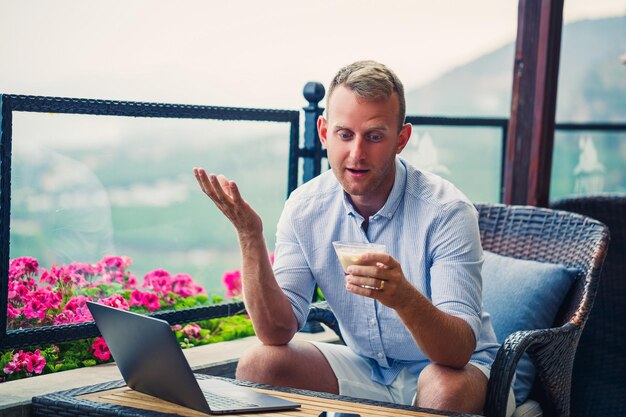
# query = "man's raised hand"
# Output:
<box><xmin>193</xmin><ymin>167</ymin><xmax>263</xmax><ymax>239</ymax></box>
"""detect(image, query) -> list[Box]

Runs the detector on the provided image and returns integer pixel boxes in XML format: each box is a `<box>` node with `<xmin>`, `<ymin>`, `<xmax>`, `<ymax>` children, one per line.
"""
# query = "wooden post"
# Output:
<box><xmin>504</xmin><ymin>0</ymin><xmax>564</xmax><ymax>206</ymax></box>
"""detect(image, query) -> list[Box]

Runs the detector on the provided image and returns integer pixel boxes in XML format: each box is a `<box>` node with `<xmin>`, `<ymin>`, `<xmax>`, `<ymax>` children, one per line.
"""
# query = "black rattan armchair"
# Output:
<box><xmin>306</xmin><ymin>203</ymin><xmax>609</xmax><ymax>417</ymax></box>
<box><xmin>551</xmin><ymin>194</ymin><xmax>626</xmax><ymax>417</ymax></box>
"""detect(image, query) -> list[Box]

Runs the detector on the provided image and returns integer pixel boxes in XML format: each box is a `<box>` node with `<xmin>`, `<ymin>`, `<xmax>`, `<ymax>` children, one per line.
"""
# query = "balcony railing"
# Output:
<box><xmin>0</xmin><ymin>94</ymin><xmax>298</xmax><ymax>349</ymax></box>
<box><xmin>1</xmin><ymin>86</ymin><xmax>624</xmax><ymax>350</ymax></box>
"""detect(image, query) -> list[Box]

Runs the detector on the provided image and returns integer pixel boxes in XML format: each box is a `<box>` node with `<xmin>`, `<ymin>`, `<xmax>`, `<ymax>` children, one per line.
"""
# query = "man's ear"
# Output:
<box><xmin>318</xmin><ymin>115</ymin><xmax>328</xmax><ymax>147</ymax></box>
<box><xmin>396</xmin><ymin>123</ymin><xmax>412</xmax><ymax>154</ymax></box>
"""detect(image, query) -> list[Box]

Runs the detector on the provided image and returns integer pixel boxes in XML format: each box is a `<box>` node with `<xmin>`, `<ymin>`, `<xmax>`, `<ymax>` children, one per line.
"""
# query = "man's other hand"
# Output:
<box><xmin>344</xmin><ymin>253</ymin><xmax>411</xmax><ymax>309</ymax></box>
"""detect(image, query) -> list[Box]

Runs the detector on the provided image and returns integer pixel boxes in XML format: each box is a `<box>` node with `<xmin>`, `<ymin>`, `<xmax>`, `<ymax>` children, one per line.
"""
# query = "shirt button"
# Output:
<box><xmin>369</xmin><ymin>319</ymin><xmax>376</xmax><ymax>326</ymax></box>
<box><xmin>377</xmin><ymin>352</ymin><xmax>384</xmax><ymax>359</ymax></box>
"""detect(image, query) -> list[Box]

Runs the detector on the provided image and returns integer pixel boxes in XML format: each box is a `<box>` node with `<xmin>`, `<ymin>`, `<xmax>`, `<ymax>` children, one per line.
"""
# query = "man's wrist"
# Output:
<box><xmin>393</xmin><ymin>284</ymin><xmax>426</xmax><ymax>315</ymax></box>
<box><xmin>238</xmin><ymin>228</ymin><xmax>264</xmax><ymax>241</ymax></box>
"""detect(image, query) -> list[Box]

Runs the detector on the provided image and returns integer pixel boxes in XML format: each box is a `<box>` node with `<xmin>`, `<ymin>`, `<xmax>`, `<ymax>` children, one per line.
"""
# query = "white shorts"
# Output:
<box><xmin>310</xmin><ymin>341</ymin><xmax>516</xmax><ymax>417</ymax></box>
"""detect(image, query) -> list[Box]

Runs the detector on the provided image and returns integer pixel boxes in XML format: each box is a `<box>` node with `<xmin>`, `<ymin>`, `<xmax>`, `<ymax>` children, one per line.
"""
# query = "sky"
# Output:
<box><xmin>1</xmin><ymin>0</ymin><xmax>624</xmax><ymax>110</ymax></box>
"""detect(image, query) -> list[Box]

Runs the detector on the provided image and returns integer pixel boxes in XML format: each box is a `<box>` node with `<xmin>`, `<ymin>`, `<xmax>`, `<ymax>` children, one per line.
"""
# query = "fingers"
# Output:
<box><xmin>209</xmin><ymin>174</ymin><xmax>230</xmax><ymax>204</ymax></box>
<box><xmin>361</xmin><ymin>252</ymin><xmax>396</xmax><ymax>269</ymax></box>
<box><xmin>346</xmin><ymin>264</ymin><xmax>385</xmax><ymax>279</ymax></box>
<box><xmin>345</xmin><ymin>259</ymin><xmax>400</xmax><ymax>301</ymax></box>
<box><xmin>345</xmin><ymin>279</ymin><xmax>386</xmax><ymax>298</ymax></box>
<box><xmin>346</xmin><ymin>265</ymin><xmax>388</xmax><ymax>289</ymax></box>
<box><xmin>215</xmin><ymin>175</ymin><xmax>243</xmax><ymax>204</ymax></box>
<box><xmin>193</xmin><ymin>168</ymin><xmax>236</xmax><ymax>206</ymax></box>
<box><xmin>346</xmin><ymin>275</ymin><xmax>385</xmax><ymax>290</ymax></box>
<box><xmin>228</xmin><ymin>180</ymin><xmax>243</xmax><ymax>204</ymax></box>
<box><xmin>192</xmin><ymin>168</ymin><xmax>263</xmax><ymax>236</ymax></box>
<box><xmin>193</xmin><ymin>167</ymin><xmax>219</xmax><ymax>199</ymax></box>
<box><xmin>193</xmin><ymin>167</ymin><xmax>211</xmax><ymax>196</ymax></box>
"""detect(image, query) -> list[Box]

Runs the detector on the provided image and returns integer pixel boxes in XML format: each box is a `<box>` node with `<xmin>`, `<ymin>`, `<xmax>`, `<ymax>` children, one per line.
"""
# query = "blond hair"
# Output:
<box><xmin>327</xmin><ymin>60</ymin><xmax>406</xmax><ymax>129</ymax></box>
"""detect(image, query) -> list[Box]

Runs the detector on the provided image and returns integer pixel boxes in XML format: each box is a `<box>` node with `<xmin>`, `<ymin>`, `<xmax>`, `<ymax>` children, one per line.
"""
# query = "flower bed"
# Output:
<box><xmin>1</xmin><ymin>256</ymin><xmax>251</xmax><ymax>383</ymax></box>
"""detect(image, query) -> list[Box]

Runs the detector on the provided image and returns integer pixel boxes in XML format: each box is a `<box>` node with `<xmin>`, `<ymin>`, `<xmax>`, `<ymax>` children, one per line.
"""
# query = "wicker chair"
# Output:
<box><xmin>306</xmin><ymin>203</ymin><xmax>609</xmax><ymax>417</ymax></box>
<box><xmin>550</xmin><ymin>194</ymin><xmax>626</xmax><ymax>417</ymax></box>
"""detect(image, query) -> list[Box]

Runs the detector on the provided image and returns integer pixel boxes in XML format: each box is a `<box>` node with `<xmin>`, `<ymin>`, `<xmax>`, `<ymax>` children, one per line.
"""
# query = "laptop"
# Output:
<box><xmin>86</xmin><ymin>301</ymin><xmax>300</xmax><ymax>415</ymax></box>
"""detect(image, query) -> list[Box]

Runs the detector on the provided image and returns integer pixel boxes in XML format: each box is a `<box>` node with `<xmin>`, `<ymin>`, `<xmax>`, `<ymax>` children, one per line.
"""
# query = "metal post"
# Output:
<box><xmin>299</xmin><ymin>83</ymin><xmax>326</xmax><ymax>334</ymax></box>
<box><xmin>302</xmin><ymin>82</ymin><xmax>325</xmax><ymax>185</ymax></box>
<box><xmin>0</xmin><ymin>95</ymin><xmax>13</xmax><ymax>347</ymax></box>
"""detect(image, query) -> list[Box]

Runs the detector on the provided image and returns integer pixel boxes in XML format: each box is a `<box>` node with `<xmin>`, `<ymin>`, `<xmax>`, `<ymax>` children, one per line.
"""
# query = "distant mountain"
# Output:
<box><xmin>405</xmin><ymin>16</ymin><xmax>626</xmax><ymax>122</ymax></box>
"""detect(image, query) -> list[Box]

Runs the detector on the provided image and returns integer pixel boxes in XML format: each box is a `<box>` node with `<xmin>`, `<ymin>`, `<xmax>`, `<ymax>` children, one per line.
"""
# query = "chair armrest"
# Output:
<box><xmin>485</xmin><ymin>323</ymin><xmax>580</xmax><ymax>417</ymax></box>
<box><xmin>306</xmin><ymin>301</ymin><xmax>344</xmax><ymax>343</ymax></box>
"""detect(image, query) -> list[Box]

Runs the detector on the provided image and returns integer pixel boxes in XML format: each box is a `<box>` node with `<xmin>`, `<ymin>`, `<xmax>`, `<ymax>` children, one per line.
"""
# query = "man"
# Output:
<box><xmin>193</xmin><ymin>60</ymin><xmax>512</xmax><ymax>415</ymax></box>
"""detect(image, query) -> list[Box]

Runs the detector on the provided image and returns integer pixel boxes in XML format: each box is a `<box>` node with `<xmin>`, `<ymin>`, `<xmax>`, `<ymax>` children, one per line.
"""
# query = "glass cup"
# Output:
<box><xmin>332</xmin><ymin>240</ymin><xmax>387</xmax><ymax>273</ymax></box>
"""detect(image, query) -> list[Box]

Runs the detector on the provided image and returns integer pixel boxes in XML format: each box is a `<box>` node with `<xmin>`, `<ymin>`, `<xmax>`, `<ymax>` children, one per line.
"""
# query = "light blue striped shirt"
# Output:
<box><xmin>273</xmin><ymin>157</ymin><xmax>499</xmax><ymax>384</ymax></box>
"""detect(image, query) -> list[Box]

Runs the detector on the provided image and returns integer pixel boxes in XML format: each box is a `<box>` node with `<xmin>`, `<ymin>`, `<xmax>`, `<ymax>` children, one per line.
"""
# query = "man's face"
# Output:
<box><xmin>318</xmin><ymin>86</ymin><xmax>411</xmax><ymax>201</ymax></box>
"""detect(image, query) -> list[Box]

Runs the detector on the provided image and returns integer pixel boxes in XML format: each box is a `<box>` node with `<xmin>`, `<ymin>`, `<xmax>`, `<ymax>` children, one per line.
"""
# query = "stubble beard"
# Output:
<box><xmin>336</xmin><ymin>155</ymin><xmax>396</xmax><ymax>198</ymax></box>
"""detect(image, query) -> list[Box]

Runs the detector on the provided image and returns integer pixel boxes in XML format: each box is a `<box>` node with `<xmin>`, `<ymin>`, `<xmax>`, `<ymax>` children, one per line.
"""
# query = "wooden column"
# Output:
<box><xmin>503</xmin><ymin>0</ymin><xmax>564</xmax><ymax>206</ymax></box>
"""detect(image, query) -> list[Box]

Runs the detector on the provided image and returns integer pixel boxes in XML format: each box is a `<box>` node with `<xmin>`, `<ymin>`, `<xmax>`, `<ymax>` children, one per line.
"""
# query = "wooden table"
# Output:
<box><xmin>31</xmin><ymin>375</ymin><xmax>478</xmax><ymax>417</ymax></box>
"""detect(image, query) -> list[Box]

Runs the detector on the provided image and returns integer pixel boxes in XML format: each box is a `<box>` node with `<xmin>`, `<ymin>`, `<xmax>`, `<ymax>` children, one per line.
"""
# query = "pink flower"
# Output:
<box><xmin>55</xmin><ymin>296</ymin><xmax>93</xmax><ymax>324</ymax></box>
<box><xmin>7</xmin><ymin>281</ymin><xmax>18</xmax><ymax>299</ymax></box>
<box><xmin>18</xmin><ymin>257</ymin><xmax>39</xmax><ymax>274</ymax></box>
<box><xmin>142</xmin><ymin>292</ymin><xmax>161</xmax><ymax>312</ymax></box>
<box><xmin>39</xmin><ymin>269</ymin><xmax>58</xmax><ymax>286</ymax></box>
<box><xmin>3</xmin><ymin>350</ymin><xmax>27</xmax><ymax>374</ymax></box>
<box><xmin>54</xmin><ymin>309</ymin><xmax>91</xmax><ymax>325</ymax></box>
<box><xmin>23</xmin><ymin>298</ymin><xmax>46</xmax><ymax>320</ymax></box>
<box><xmin>63</xmin><ymin>296</ymin><xmax>91</xmax><ymax>313</ymax></box>
<box><xmin>100</xmin><ymin>255</ymin><xmax>132</xmax><ymax>271</ymax></box>
<box><xmin>90</xmin><ymin>337</ymin><xmax>111</xmax><ymax>361</ymax></box>
<box><xmin>172</xmin><ymin>274</ymin><xmax>206</xmax><ymax>297</ymax></box>
<box><xmin>99</xmin><ymin>294</ymin><xmax>130</xmax><ymax>311</ymax></box>
<box><xmin>3</xmin><ymin>361</ymin><xmax>19</xmax><ymax>375</ymax></box>
<box><xmin>15</xmin><ymin>282</ymin><xmax>31</xmax><ymax>299</ymax></box>
<box><xmin>125</xmin><ymin>275</ymin><xmax>138</xmax><ymax>290</ymax></box>
<box><xmin>67</xmin><ymin>262</ymin><xmax>98</xmax><ymax>277</ymax></box>
<box><xmin>8</xmin><ymin>257</ymin><xmax>39</xmax><ymax>282</ymax></box>
<box><xmin>143</xmin><ymin>269</ymin><xmax>172</xmax><ymax>294</ymax></box>
<box><xmin>25</xmin><ymin>350</ymin><xmax>46</xmax><ymax>374</ymax></box>
<box><xmin>54</xmin><ymin>310</ymin><xmax>78</xmax><ymax>325</ymax></box>
<box><xmin>98</xmin><ymin>271</ymin><xmax>113</xmax><ymax>284</ymax></box>
<box><xmin>29</xmin><ymin>287</ymin><xmax>62</xmax><ymax>310</ymax></box>
<box><xmin>7</xmin><ymin>303</ymin><xmax>21</xmax><ymax>319</ymax></box>
<box><xmin>109</xmin><ymin>271</ymin><xmax>126</xmax><ymax>285</ymax></box>
<box><xmin>182</xmin><ymin>323</ymin><xmax>202</xmax><ymax>339</ymax></box>
<box><xmin>42</xmin><ymin>264</ymin><xmax>88</xmax><ymax>288</ymax></box>
<box><xmin>128</xmin><ymin>290</ymin><xmax>160</xmax><ymax>311</ymax></box>
<box><xmin>222</xmin><ymin>270</ymin><xmax>242</xmax><ymax>298</ymax></box>
<box><xmin>129</xmin><ymin>290</ymin><xmax>144</xmax><ymax>306</ymax></box>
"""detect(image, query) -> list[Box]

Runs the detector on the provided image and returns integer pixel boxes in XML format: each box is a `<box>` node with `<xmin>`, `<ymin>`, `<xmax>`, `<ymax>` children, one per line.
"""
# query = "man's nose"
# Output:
<box><xmin>349</xmin><ymin>136</ymin><xmax>367</xmax><ymax>160</ymax></box>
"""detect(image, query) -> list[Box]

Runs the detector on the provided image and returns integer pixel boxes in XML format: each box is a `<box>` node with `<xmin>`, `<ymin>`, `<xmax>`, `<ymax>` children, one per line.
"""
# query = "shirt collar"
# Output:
<box><xmin>341</xmin><ymin>157</ymin><xmax>407</xmax><ymax>219</ymax></box>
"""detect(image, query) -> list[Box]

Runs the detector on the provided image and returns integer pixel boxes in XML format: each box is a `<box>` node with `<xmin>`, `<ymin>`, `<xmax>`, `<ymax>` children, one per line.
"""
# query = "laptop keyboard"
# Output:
<box><xmin>201</xmin><ymin>389</ymin><xmax>259</xmax><ymax>409</ymax></box>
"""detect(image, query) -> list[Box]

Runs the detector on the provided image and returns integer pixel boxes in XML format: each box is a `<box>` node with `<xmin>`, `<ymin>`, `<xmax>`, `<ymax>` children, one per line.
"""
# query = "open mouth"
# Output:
<box><xmin>346</xmin><ymin>168</ymin><xmax>369</xmax><ymax>175</ymax></box>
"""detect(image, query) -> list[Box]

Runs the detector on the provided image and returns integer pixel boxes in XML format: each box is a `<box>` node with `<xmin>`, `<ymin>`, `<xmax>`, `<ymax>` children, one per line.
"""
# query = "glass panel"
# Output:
<box><xmin>401</xmin><ymin>127</ymin><xmax>503</xmax><ymax>203</ymax></box>
<box><xmin>8</xmin><ymin>112</ymin><xmax>289</xmax><ymax>329</ymax></box>
<box><xmin>551</xmin><ymin>9</ymin><xmax>625</xmax><ymax>200</ymax></box>
<box><xmin>550</xmin><ymin>131</ymin><xmax>626</xmax><ymax>200</ymax></box>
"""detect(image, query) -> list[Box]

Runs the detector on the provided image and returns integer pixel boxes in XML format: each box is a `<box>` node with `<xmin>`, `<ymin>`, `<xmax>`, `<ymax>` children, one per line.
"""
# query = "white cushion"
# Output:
<box><xmin>511</xmin><ymin>399</ymin><xmax>543</xmax><ymax>417</ymax></box>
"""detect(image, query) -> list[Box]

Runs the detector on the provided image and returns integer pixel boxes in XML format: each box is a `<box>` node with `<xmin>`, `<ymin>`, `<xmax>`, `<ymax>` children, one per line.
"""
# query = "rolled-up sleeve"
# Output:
<box><xmin>428</xmin><ymin>201</ymin><xmax>484</xmax><ymax>342</ymax></box>
<box><xmin>272</xmin><ymin>200</ymin><xmax>317</xmax><ymax>329</ymax></box>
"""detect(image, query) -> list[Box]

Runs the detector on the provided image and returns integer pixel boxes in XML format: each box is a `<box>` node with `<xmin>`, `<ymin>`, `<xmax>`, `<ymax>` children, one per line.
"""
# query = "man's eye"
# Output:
<box><xmin>338</xmin><ymin>132</ymin><xmax>353</xmax><ymax>139</ymax></box>
<box><xmin>368</xmin><ymin>134</ymin><xmax>383</xmax><ymax>142</ymax></box>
